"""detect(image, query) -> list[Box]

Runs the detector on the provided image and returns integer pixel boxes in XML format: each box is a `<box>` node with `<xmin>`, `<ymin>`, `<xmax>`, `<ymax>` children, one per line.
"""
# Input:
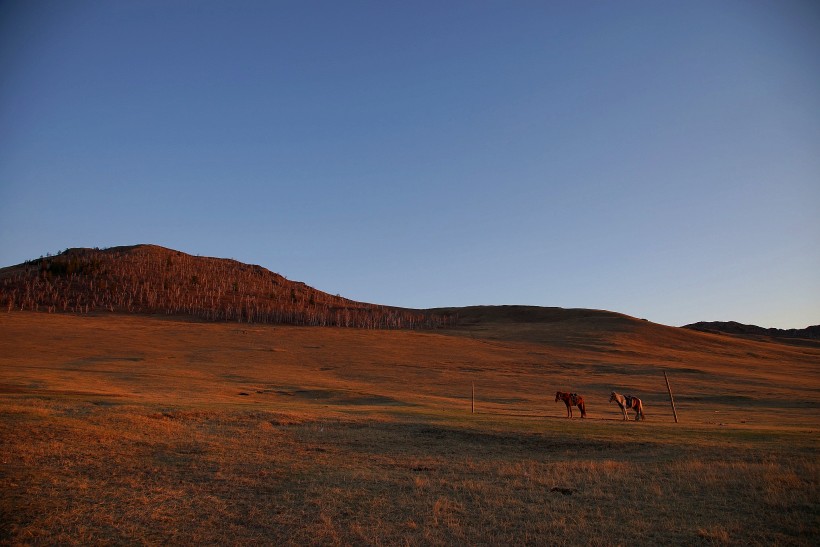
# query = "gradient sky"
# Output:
<box><xmin>1</xmin><ymin>1</ymin><xmax>818</xmax><ymax>328</ymax></box>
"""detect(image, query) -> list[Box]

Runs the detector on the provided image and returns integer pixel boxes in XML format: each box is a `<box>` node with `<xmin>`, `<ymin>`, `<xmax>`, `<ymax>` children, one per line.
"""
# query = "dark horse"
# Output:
<box><xmin>610</xmin><ymin>391</ymin><xmax>645</xmax><ymax>421</ymax></box>
<box><xmin>555</xmin><ymin>391</ymin><xmax>587</xmax><ymax>418</ymax></box>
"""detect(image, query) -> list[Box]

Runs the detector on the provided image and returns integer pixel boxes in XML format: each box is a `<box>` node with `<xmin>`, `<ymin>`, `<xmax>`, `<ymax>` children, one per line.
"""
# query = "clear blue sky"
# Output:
<box><xmin>1</xmin><ymin>1</ymin><xmax>818</xmax><ymax>328</ymax></box>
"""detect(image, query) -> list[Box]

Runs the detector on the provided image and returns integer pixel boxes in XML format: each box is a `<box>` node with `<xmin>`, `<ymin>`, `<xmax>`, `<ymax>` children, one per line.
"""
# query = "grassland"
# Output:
<box><xmin>1</xmin><ymin>311</ymin><xmax>818</xmax><ymax>545</ymax></box>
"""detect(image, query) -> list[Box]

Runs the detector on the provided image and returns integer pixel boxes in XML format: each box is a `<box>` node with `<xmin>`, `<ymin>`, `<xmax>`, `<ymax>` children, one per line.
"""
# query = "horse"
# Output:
<box><xmin>609</xmin><ymin>391</ymin><xmax>645</xmax><ymax>421</ymax></box>
<box><xmin>555</xmin><ymin>391</ymin><xmax>586</xmax><ymax>418</ymax></box>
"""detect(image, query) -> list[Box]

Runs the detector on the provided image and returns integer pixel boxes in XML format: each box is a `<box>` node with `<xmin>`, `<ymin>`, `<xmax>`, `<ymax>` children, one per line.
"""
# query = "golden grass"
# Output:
<box><xmin>1</xmin><ymin>312</ymin><xmax>818</xmax><ymax>544</ymax></box>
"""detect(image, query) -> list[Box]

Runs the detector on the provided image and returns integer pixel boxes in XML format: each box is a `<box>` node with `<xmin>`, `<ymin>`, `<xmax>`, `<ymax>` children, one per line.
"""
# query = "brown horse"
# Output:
<box><xmin>609</xmin><ymin>391</ymin><xmax>645</xmax><ymax>421</ymax></box>
<box><xmin>555</xmin><ymin>391</ymin><xmax>586</xmax><ymax>418</ymax></box>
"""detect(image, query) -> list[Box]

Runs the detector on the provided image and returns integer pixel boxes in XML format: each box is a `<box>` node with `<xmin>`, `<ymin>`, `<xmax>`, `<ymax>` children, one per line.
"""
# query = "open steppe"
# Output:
<box><xmin>1</xmin><ymin>310</ymin><xmax>818</xmax><ymax>545</ymax></box>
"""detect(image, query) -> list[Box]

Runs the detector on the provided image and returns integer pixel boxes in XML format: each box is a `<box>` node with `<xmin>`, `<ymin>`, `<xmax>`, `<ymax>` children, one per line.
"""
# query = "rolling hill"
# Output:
<box><xmin>684</xmin><ymin>320</ymin><xmax>820</xmax><ymax>340</ymax></box>
<box><xmin>2</xmin><ymin>248</ymin><xmax>819</xmax><ymax>544</ymax></box>
<box><xmin>3</xmin><ymin>244</ymin><xmax>816</xmax><ymax>348</ymax></box>
<box><xmin>0</xmin><ymin>245</ymin><xmax>453</xmax><ymax>329</ymax></box>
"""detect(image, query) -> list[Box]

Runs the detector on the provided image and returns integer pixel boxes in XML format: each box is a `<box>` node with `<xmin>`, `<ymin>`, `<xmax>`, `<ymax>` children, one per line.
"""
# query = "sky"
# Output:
<box><xmin>1</xmin><ymin>0</ymin><xmax>818</xmax><ymax>328</ymax></box>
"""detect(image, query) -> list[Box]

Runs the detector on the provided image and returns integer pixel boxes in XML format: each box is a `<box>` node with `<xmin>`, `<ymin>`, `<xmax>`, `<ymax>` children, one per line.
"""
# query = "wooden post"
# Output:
<box><xmin>471</xmin><ymin>382</ymin><xmax>475</xmax><ymax>414</ymax></box>
<box><xmin>664</xmin><ymin>371</ymin><xmax>679</xmax><ymax>423</ymax></box>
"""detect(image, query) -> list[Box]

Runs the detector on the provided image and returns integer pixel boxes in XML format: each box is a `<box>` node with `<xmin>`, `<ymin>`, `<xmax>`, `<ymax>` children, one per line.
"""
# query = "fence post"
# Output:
<box><xmin>664</xmin><ymin>371</ymin><xmax>679</xmax><ymax>423</ymax></box>
<box><xmin>471</xmin><ymin>381</ymin><xmax>475</xmax><ymax>414</ymax></box>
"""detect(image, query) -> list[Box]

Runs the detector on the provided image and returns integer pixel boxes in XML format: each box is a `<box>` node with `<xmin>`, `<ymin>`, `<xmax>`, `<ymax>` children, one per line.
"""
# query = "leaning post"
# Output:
<box><xmin>664</xmin><ymin>371</ymin><xmax>679</xmax><ymax>423</ymax></box>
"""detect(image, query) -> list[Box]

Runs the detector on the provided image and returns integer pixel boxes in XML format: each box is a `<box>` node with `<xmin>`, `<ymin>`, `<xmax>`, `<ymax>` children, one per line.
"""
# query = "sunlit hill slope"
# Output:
<box><xmin>0</xmin><ymin>245</ymin><xmax>453</xmax><ymax>328</ymax></box>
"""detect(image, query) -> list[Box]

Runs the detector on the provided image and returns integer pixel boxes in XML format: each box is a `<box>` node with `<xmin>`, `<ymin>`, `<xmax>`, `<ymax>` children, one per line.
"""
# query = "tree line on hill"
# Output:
<box><xmin>0</xmin><ymin>246</ymin><xmax>453</xmax><ymax>329</ymax></box>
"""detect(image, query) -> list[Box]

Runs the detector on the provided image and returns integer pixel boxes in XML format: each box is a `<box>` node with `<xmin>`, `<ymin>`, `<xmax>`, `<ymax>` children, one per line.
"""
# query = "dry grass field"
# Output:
<box><xmin>1</xmin><ymin>310</ymin><xmax>818</xmax><ymax>545</ymax></box>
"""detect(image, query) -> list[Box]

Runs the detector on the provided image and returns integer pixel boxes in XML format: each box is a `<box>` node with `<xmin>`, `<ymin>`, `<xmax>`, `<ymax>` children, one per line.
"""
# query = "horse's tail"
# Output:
<box><xmin>579</xmin><ymin>400</ymin><xmax>587</xmax><ymax>418</ymax></box>
<box><xmin>637</xmin><ymin>401</ymin><xmax>646</xmax><ymax>420</ymax></box>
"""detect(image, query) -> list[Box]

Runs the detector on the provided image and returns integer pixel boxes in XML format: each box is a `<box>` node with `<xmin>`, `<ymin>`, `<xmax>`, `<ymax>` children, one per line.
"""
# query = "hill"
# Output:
<box><xmin>2</xmin><ymin>289</ymin><xmax>819</xmax><ymax>544</ymax></box>
<box><xmin>0</xmin><ymin>245</ymin><xmax>452</xmax><ymax>329</ymax></box>
<box><xmin>1</xmin><ymin>311</ymin><xmax>818</xmax><ymax>544</ymax></box>
<box><xmin>2</xmin><ymin>244</ymin><xmax>816</xmax><ymax>343</ymax></box>
<box><xmin>684</xmin><ymin>320</ymin><xmax>820</xmax><ymax>340</ymax></box>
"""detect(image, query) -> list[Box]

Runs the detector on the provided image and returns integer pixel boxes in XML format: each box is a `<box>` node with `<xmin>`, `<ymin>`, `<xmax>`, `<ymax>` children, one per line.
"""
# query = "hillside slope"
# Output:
<box><xmin>684</xmin><ymin>320</ymin><xmax>820</xmax><ymax>340</ymax></box>
<box><xmin>435</xmin><ymin>305</ymin><xmax>820</xmax><ymax>399</ymax></box>
<box><xmin>1</xmin><ymin>311</ymin><xmax>818</xmax><ymax>545</ymax></box>
<box><xmin>0</xmin><ymin>245</ymin><xmax>452</xmax><ymax>328</ymax></box>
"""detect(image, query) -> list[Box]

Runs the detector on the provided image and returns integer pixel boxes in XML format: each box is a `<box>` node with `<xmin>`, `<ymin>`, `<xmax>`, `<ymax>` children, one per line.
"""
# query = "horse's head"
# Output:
<box><xmin>555</xmin><ymin>391</ymin><xmax>562</xmax><ymax>402</ymax></box>
<box><xmin>609</xmin><ymin>392</ymin><xmax>617</xmax><ymax>402</ymax></box>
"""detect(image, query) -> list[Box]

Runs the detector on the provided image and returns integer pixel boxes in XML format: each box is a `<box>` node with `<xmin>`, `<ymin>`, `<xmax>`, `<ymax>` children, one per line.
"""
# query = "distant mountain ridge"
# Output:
<box><xmin>683</xmin><ymin>321</ymin><xmax>820</xmax><ymax>340</ymax></box>
<box><xmin>0</xmin><ymin>245</ymin><xmax>452</xmax><ymax>329</ymax></box>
